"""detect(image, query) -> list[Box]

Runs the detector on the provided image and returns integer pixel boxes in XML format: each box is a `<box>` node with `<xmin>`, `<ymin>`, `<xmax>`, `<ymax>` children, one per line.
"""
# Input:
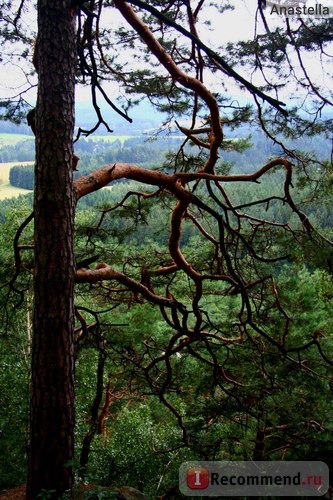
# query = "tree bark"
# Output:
<box><xmin>27</xmin><ymin>1</ymin><xmax>76</xmax><ymax>498</ymax></box>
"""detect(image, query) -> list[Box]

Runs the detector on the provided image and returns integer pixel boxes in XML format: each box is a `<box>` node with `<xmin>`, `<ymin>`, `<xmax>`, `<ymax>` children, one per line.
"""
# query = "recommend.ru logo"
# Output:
<box><xmin>179</xmin><ymin>461</ymin><xmax>329</xmax><ymax>496</ymax></box>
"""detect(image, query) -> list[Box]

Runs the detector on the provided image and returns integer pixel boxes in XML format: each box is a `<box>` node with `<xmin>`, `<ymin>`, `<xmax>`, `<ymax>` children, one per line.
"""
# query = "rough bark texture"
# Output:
<box><xmin>27</xmin><ymin>1</ymin><xmax>76</xmax><ymax>498</ymax></box>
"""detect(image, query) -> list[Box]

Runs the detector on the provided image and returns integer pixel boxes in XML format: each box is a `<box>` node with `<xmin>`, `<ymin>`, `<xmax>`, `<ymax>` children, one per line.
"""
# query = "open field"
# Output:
<box><xmin>0</xmin><ymin>161</ymin><xmax>34</xmax><ymax>200</ymax></box>
<box><xmin>0</xmin><ymin>161</ymin><xmax>34</xmax><ymax>184</ymax></box>
<box><xmin>0</xmin><ymin>133</ymin><xmax>33</xmax><ymax>146</ymax></box>
<box><xmin>0</xmin><ymin>184</ymin><xmax>32</xmax><ymax>200</ymax></box>
<box><xmin>0</xmin><ymin>133</ymin><xmax>138</xmax><ymax>201</ymax></box>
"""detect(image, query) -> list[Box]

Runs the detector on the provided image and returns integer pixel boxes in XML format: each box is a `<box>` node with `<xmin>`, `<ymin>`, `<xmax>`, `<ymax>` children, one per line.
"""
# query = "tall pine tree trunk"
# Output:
<box><xmin>27</xmin><ymin>1</ymin><xmax>76</xmax><ymax>498</ymax></box>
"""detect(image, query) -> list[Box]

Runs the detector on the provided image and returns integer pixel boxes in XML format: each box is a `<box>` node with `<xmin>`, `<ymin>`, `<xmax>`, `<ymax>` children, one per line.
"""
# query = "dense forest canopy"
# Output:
<box><xmin>0</xmin><ymin>1</ymin><xmax>333</xmax><ymax>498</ymax></box>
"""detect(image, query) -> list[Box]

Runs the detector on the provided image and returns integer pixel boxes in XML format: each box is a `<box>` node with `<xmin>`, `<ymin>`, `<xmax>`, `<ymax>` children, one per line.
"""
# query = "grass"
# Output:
<box><xmin>0</xmin><ymin>161</ymin><xmax>34</xmax><ymax>200</ymax></box>
<box><xmin>0</xmin><ymin>132</ymin><xmax>137</xmax><ymax>200</ymax></box>
<box><xmin>0</xmin><ymin>184</ymin><xmax>32</xmax><ymax>200</ymax></box>
<box><xmin>0</xmin><ymin>134</ymin><xmax>33</xmax><ymax>146</ymax></box>
<box><xmin>0</xmin><ymin>161</ymin><xmax>34</xmax><ymax>184</ymax></box>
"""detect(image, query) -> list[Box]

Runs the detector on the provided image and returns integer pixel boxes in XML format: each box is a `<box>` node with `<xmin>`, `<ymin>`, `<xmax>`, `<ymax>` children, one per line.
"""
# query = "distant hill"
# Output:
<box><xmin>0</xmin><ymin>99</ymin><xmax>165</xmax><ymax>136</ymax></box>
<box><xmin>75</xmin><ymin>98</ymin><xmax>163</xmax><ymax>135</ymax></box>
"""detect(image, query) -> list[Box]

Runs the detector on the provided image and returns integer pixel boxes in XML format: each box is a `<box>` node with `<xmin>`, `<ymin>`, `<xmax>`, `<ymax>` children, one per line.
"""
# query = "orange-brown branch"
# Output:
<box><xmin>76</xmin><ymin>263</ymin><xmax>183</xmax><ymax>309</ymax></box>
<box><xmin>74</xmin><ymin>158</ymin><xmax>314</xmax><ymax>235</ymax></box>
<box><xmin>112</xmin><ymin>0</ymin><xmax>223</xmax><ymax>173</ymax></box>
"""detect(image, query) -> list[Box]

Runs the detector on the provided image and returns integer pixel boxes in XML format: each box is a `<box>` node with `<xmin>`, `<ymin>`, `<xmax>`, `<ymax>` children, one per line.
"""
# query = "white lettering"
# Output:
<box><xmin>194</xmin><ymin>470</ymin><xmax>202</xmax><ymax>486</ymax></box>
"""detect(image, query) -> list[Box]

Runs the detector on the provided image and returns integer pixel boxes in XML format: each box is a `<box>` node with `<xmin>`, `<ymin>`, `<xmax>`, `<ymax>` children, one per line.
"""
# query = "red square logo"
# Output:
<box><xmin>186</xmin><ymin>467</ymin><xmax>209</xmax><ymax>489</ymax></box>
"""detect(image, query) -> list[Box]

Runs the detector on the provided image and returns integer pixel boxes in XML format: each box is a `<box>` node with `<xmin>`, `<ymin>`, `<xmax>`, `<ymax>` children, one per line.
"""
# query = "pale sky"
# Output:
<box><xmin>0</xmin><ymin>1</ymin><xmax>257</xmax><ymax>104</ymax></box>
<box><xmin>0</xmin><ymin>1</ymin><xmax>331</xmax><ymax>110</ymax></box>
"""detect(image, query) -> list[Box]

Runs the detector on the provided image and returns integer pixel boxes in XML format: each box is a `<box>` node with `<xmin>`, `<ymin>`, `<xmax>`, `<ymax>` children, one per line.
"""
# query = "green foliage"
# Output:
<box><xmin>0</xmin><ymin>139</ymin><xmax>34</xmax><ymax>162</ymax></box>
<box><xmin>71</xmin><ymin>218</ymin><xmax>333</xmax><ymax>489</ymax></box>
<box><xmin>0</xmin><ymin>203</ymin><xmax>33</xmax><ymax>490</ymax></box>
<box><xmin>37</xmin><ymin>490</ymin><xmax>58</xmax><ymax>499</ymax></box>
<box><xmin>82</xmin><ymin>490</ymin><xmax>117</xmax><ymax>500</ymax></box>
<box><xmin>0</xmin><ymin>101</ymin><xmax>30</xmax><ymax>124</ymax></box>
<box><xmin>77</xmin><ymin>403</ymin><xmax>191</xmax><ymax>497</ymax></box>
<box><xmin>1</xmin><ymin>131</ymin><xmax>333</xmax><ymax>493</ymax></box>
<box><xmin>9</xmin><ymin>164</ymin><xmax>34</xmax><ymax>190</ymax></box>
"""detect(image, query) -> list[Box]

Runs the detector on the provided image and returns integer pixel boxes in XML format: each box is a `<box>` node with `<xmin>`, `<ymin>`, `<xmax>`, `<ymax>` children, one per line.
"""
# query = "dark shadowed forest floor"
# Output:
<box><xmin>0</xmin><ymin>483</ymin><xmax>130</xmax><ymax>499</ymax></box>
<box><xmin>0</xmin><ymin>484</ymin><xmax>25</xmax><ymax>499</ymax></box>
